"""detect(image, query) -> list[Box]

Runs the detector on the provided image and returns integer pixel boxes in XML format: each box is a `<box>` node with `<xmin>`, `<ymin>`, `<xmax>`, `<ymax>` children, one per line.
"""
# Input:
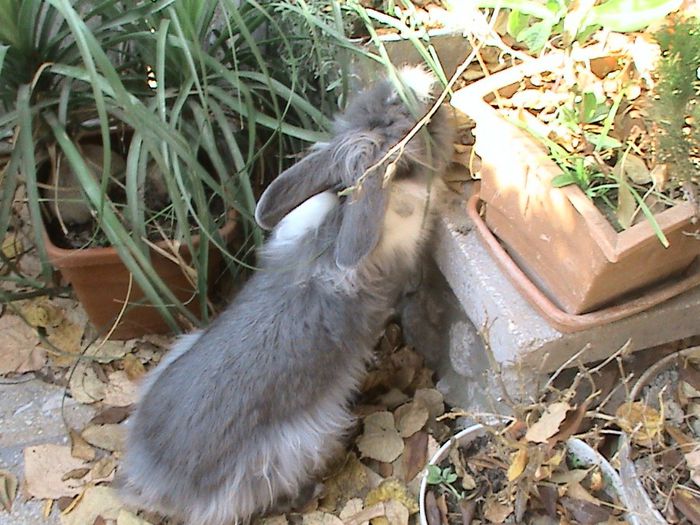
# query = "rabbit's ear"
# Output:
<box><xmin>255</xmin><ymin>147</ymin><xmax>335</xmax><ymax>231</ymax></box>
<box><xmin>335</xmin><ymin>174</ymin><xmax>388</xmax><ymax>268</ymax></box>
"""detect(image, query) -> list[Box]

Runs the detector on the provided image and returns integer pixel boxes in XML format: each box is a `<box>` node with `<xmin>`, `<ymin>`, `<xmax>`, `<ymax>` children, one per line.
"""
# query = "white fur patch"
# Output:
<box><xmin>271</xmin><ymin>191</ymin><xmax>339</xmax><ymax>246</ymax></box>
<box><xmin>398</xmin><ymin>66</ymin><xmax>436</xmax><ymax>103</ymax></box>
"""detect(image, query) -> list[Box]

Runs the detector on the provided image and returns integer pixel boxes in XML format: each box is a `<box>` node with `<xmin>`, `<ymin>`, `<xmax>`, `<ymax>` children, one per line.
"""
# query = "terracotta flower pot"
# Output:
<box><xmin>44</xmin><ymin>217</ymin><xmax>236</xmax><ymax>340</ymax></box>
<box><xmin>451</xmin><ymin>54</ymin><xmax>700</xmax><ymax>315</ymax></box>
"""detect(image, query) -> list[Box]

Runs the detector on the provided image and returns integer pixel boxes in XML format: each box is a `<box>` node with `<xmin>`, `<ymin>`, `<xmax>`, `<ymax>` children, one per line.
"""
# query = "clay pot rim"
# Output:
<box><xmin>451</xmin><ymin>52</ymin><xmax>698</xmax><ymax>264</ymax></box>
<box><xmin>44</xmin><ymin>212</ymin><xmax>237</xmax><ymax>270</ymax></box>
<box><xmin>466</xmin><ymin>194</ymin><xmax>700</xmax><ymax>332</ymax></box>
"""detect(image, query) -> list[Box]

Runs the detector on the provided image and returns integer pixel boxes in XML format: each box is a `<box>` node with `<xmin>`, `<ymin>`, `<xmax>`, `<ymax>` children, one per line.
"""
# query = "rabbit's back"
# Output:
<box><xmin>122</xmin><ymin>259</ymin><xmax>381</xmax><ymax>523</ymax></box>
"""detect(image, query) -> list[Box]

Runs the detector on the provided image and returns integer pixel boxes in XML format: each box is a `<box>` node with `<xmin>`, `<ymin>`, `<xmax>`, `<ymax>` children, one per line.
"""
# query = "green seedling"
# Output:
<box><xmin>426</xmin><ymin>464</ymin><xmax>465</xmax><ymax>501</ymax></box>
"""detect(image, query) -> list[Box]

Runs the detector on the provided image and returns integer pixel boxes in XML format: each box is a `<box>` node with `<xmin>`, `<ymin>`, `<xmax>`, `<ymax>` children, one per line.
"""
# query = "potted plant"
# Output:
<box><xmin>419</xmin><ymin>417</ymin><xmax>635</xmax><ymax>524</ymax></box>
<box><xmin>453</xmin><ymin>23</ymin><xmax>700</xmax><ymax>329</ymax></box>
<box><xmin>0</xmin><ymin>0</ymin><xmax>335</xmax><ymax>338</ymax></box>
<box><xmin>616</xmin><ymin>345</ymin><xmax>700</xmax><ymax>525</ymax></box>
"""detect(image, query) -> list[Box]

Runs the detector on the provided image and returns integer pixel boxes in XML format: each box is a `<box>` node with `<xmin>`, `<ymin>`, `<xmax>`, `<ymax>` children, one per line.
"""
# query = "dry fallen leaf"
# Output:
<box><xmin>507</xmin><ymin>448</ymin><xmax>529</xmax><ymax>481</ymax></box>
<box><xmin>261</xmin><ymin>516</ymin><xmax>289</xmax><ymax>525</ymax></box>
<box><xmin>357</xmin><ymin>412</ymin><xmax>404</xmax><ymax>463</ymax></box>
<box><xmin>81</xmin><ymin>424</ymin><xmax>126</xmax><ymax>452</ymax></box>
<box><xmin>59</xmin><ymin>486</ymin><xmax>123</xmax><ymax>525</ymax></box>
<box><xmin>0</xmin><ymin>315</ymin><xmax>45</xmax><ymax>375</ymax></box>
<box><xmin>401</xmin><ymin>431</ymin><xmax>428</xmax><ymax>483</ymax></box>
<box><xmin>615</xmin><ymin>402</ymin><xmax>663</xmax><ymax>447</ymax></box>
<box><xmin>380</xmin><ymin>500</ymin><xmax>409</xmax><ymax>525</ymax></box>
<box><xmin>116</xmin><ymin>508</ymin><xmax>153</xmax><ymax>525</ymax></box>
<box><xmin>320</xmin><ymin>454</ymin><xmax>369</xmax><ymax>512</ymax></box>
<box><xmin>123</xmin><ymin>353</ymin><xmax>146</xmax><ymax>381</ymax></box>
<box><xmin>364</xmin><ymin>479</ymin><xmax>418</xmax><ymax>515</ymax></box>
<box><xmin>88</xmin><ymin>456</ymin><xmax>117</xmax><ymax>482</ymax></box>
<box><xmin>24</xmin><ymin>445</ymin><xmax>90</xmax><ymax>499</ymax></box>
<box><xmin>21</xmin><ymin>299</ymin><xmax>64</xmax><ymax>328</ymax></box>
<box><xmin>482</xmin><ymin>498</ymin><xmax>513</xmax><ymax>523</ymax></box>
<box><xmin>69</xmin><ymin>429</ymin><xmax>96</xmax><ymax>461</ymax></box>
<box><xmin>525</xmin><ymin>402</ymin><xmax>570</xmax><ymax>443</ymax></box>
<box><xmin>0</xmin><ymin>469</ymin><xmax>18</xmax><ymax>512</ymax></box>
<box><xmin>302</xmin><ymin>511</ymin><xmax>344</xmax><ymax>525</ymax></box>
<box><xmin>103</xmin><ymin>371</ymin><xmax>139</xmax><ymax>407</ymax></box>
<box><xmin>394</xmin><ymin>402</ymin><xmax>429</xmax><ymax>438</ymax></box>
<box><xmin>673</xmin><ymin>488</ymin><xmax>700</xmax><ymax>525</ymax></box>
<box><xmin>684</xmin><ymin>446</ymin><xmax>700</xmax><ymax>487</ymax></box>
<box><xmin>46</xmin><ymin>319</ymin><xmax>84</xmax><ymax>367</ymax></box>
<box><xmin>413</xmin><ymin>389</ymin><xmax>445</xmax><ymax>420</ymax></box>
<box><xmin>89</xmin><ymin>340</ymin><xmax>134</xmax><ymax>363</ymax></box>
<box><xmin>69</xmin><ymin>361</ymin><xmax>107</xmax><ymax>404</ymax></box>
<box><xmin>90</xmin><ymin>405</ymin><xmax>133</xmax><ymax>425</ymax></box>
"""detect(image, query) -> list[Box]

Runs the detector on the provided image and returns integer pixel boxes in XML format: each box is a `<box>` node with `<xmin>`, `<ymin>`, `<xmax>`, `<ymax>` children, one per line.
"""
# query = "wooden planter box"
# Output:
<box><xmin>452</xmin><ymin>54</ymin><xmax>700</xmax><ymax>315</ymax></box>
<box><xmin>45</xmin><ymin>218</ymin><xmax>236</xmax><ymax>340</ymax></box>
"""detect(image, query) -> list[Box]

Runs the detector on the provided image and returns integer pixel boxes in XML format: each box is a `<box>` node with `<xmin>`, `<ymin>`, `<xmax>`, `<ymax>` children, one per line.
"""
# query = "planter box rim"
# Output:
<box><xmin>451</xmin><ymin>53</ymin><xmax>699</xmax><ymax>263</ymax></box>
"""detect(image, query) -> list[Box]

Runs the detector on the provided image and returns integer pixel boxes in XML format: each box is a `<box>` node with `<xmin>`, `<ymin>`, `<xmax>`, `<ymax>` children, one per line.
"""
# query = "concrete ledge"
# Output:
<box><xmin>402</xmin><ymin>184</ymin><xmax>700</xmax><ymax>408</ymax></box>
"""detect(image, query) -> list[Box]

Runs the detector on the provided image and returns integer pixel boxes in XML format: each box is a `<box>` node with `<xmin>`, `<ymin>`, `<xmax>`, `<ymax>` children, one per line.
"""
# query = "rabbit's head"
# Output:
<box><xmin>255</xmin><ymin>66</ymin><xmax>454</xmax><ymax>269</ymax></box>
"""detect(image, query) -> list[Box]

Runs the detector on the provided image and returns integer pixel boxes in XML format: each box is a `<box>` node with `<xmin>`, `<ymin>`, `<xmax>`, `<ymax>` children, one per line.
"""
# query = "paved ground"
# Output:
<box><xmin>1</xmin><ymin>376</ymin><xmax>96</xmax><ymax>524</ymax></box>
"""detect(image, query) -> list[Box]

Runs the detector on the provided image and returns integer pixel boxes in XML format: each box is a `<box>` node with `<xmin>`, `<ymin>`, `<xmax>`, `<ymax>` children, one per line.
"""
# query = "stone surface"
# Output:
<box><xmin>402</xmin><ymin>184</ymin><xmax>700</xmax><ymax>409</ymax></box>
<box><xmin>0</xmin><ymin>377</ymin><xmax>96</xmax><ymax>524</ymax></box>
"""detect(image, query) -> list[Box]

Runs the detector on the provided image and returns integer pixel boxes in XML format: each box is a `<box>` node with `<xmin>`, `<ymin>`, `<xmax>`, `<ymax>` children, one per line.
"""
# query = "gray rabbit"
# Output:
<box><xmin>120</xmin><ymin>66</ymin><xmax>454</xmax><ymax>525</ymax></box>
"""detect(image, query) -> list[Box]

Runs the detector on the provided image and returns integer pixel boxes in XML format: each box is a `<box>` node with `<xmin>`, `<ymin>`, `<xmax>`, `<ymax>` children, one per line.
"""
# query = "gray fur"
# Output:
<box><xmin>121</xmin><ymin>67</ymin><xmax>455</xmax><ymax>525</ymax></box>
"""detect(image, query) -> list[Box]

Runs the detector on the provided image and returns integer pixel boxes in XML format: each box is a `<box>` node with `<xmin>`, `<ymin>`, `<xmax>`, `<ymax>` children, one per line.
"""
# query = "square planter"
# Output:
<box><xmin>452</xmin><ymin>54</ymin><xmax>700</xmax><ymax>315</ymax></box>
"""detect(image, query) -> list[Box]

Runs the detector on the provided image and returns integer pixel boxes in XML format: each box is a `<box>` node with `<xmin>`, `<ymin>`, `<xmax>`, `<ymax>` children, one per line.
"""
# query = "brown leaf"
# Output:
<box><xmin>70</xmin><ymin>429</ymin><xmax>96</xmax><ymax>461</ymax></box>
<box><xmin>615</xmin><ymin>402</ymin><xmax>663</xmax><ymax>447</ymax></box>
<box><xmin>681</xmin><ymin>363</ymin><xmax>700</xmax><ymax>393</ymax></box>
<box><xmin>24</xmin><ymin>444</ymin><xmax>90</xmax><ymax>499</ymax></box>
<box><xmin>382</xmin><ymin>500</ymin><xmax>409</xmax><ymax>525</ymax></box>
<box><xmin>81</xmin><ymin>424</ymin><xmax>126</xmax><ymax>452</ymax></box>
<box><xmin>357</xmin><ymin>412</ymin><xmax>404</xmax><ymax>463</ymax></box>
<box><xmin>364</xmin><ymin>479</ymin><xmax>418</xmax><ymax>514</ymax></box>
<box><xmin>59</xmin><ymin>486</ymin><xmax>123</xmax><ymax>525</ymax></box>
<box><xmin>0</xmin><ymin>315</ymin><xmax>45</xmax><ymax>375</ymax></box>
<box><xmin>0</xmin><ymin>469</ymin><xmax>18</xmax><ymax>512</ymax></box>
<box><xmin>424</xmin><ymin>491</ymin><xmax>441</xmax><ymax>525</ymax></box>
<box><xmin>507</xmin><ymin>448</ymin><xmax>529</xmax><ymax>481</ymax></box>
<box><xmin>88</xmin><ymin>456</ymin><xmax>117</xmax><ymax>482</ymax></box>
<box><xmin>61</xmin><ymin>468</ymin><xmax>90</xmax><ymax>481</ymax></box>
<box><xmin>46</xmin><ymin>320</ymin><xmax>84</xmax><ymax>367</ymax></box>
<box><xmin>549</xmin><ymin>399</ymin><xmax>591</xmax><ymax>445</ymax></box>
<box><xmin>673</xmin><ymin>489</ymin><xmax>700</xmax><ymax>525</ymax></box>
<box><xmin>538</xmin><ymin>484</ymin><xmax>558</xmax><ymax>517</ymax></box>
<box><xmin>103</xmin><ymin>371</ymin><xmax>139</xmax><ymax>407</ymax></box>
<box><xmin>122</xmin><ymin>353</ymin><xmax>146</xmax><ymax>381</ymax></box>
<box><xmin>69</xmin><ymin>361</ymin><xmax>107</xmax><ymax>404</ymax></box>
<box><xmin>401</xmin><ymin>431</ymin><xmax>428</xmax><ymax>482</ymax></box>
<box><xmin>435</xmin><ymin>495</ymin><xmax>448</xmax><ymax>525</ymax></box>
<box><xmin>413</xmin><ymin>389</ymin><xmax>445</xmax><ymax>420</ymax></box>
<box><xmin>525</xmin><ymin>402</ymin><xmax>570</xmax><ymax>443</ymax></box>
<box><xmin>302</xmin><ymin>511</ymin><xmax>344</xmax><ymax>525</ymax></box>
<box><xmin>458</xmin><ymin>499</ymin><xmax>476</xmax><ymax>525</ymax></box>
<box><xmin>394</xmin><ymin>401</ymin><xmax>429</xmax><ymax>438</ymax></box>
<box><xmin>116</xmin><ymin>508</ymin><xmax>153</xmax><ymax>525</ymax></box>
<box><xmin>561</xmin><ymin>496</ymin><xmax>612</xmax><ymax>524</ymax></box>
<box><xmin>482</xmin><ymin>498</ymin><xmax>513</xmax><ymax>523</ymax></box>
<box><xmin>89</xmin><ymin>405</ymin><xmax>133</xmax><ymax>426</ymax></box>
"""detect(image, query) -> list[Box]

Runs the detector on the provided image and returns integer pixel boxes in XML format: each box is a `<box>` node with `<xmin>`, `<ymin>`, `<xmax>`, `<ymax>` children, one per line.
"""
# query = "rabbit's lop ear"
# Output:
<box><xmin>335</xmin><ymin>174</ymin><xmax>388</xmax><ymax>268</ymax></box>
<box><xmin>255</xmin><ymin>147</ymin><xmax>335</xmax><ymax>231</ymax></box>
